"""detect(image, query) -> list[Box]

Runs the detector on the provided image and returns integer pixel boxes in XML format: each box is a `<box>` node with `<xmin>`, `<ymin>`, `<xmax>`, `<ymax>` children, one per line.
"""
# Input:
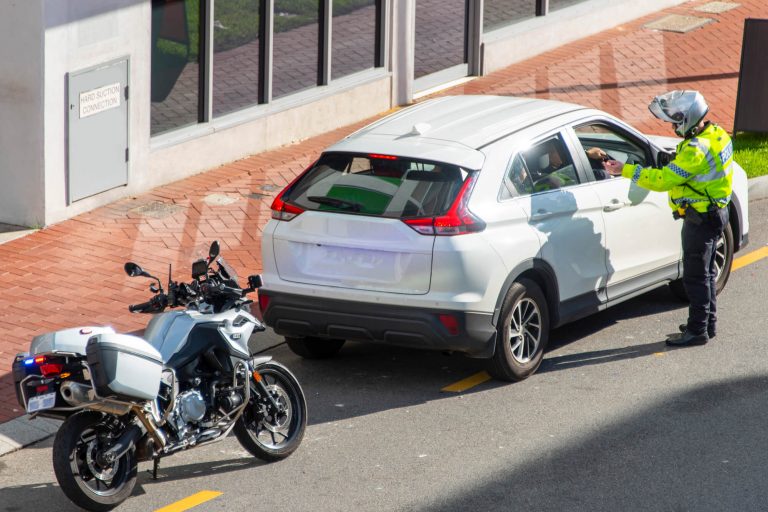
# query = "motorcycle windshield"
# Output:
<box><xmin>217</xmin><ymin>256</ymin><xmax>240</xmax><ymax>287</ymax></box>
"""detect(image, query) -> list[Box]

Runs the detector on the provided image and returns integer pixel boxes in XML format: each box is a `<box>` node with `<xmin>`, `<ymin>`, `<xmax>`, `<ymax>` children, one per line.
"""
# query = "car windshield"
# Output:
<box><xmin>283</xmin><ymin>152</ymin><xmax>470</xmax><ymax>218</ymax></box>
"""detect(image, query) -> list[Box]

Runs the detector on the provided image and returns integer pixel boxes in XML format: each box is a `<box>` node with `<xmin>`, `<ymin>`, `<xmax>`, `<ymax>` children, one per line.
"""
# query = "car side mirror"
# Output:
<box><xmin>124</xmin><ymin>262</ymin><xmax>150</xmax><ymax>278</ymax></box>
<box><xmin>657</xmin><ymin>151</ymin><xmax>673</xmax><ymax>167</ymax></box>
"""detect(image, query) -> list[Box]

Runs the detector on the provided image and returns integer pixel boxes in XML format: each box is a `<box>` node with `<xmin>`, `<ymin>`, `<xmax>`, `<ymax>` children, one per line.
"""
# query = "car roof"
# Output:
<box><xmin>326</xmin><ymin>95</ymin><xmax>589</xmax><ymax>169</ymax></box>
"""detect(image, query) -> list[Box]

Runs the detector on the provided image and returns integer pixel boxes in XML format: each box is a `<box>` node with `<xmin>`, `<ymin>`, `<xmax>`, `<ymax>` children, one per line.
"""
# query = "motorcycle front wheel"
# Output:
<box><xmin>234</xmin><ymin>361</ymin><xmax>307</xmax><ymax>461</ymax></box>
<box><xmin>52</xmin><ymin>412</ymin><xmax>137</xmax><ymax>512</ymax></box>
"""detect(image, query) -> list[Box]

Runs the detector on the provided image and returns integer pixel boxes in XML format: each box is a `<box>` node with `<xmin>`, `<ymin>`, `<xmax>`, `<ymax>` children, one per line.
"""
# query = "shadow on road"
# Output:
<box><xmin>294</xmin><ymin>285</ymin><xmax>687</xmax><ymax>425</ymax></box>
<box><xmin>410</xmin><ymin>374</ymin><xmax>768</xmax><ymax>511</ymax></box>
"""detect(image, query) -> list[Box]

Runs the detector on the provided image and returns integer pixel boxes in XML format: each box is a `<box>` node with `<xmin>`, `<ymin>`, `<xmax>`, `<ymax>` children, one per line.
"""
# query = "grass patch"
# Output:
<box><xmin>733</xmin><ymin>132</ymin><xmax>768</xmax><ymax>179</ymax></box>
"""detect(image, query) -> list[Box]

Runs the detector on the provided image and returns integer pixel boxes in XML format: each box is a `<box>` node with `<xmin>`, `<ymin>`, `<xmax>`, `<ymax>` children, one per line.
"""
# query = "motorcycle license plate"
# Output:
<box><xmin>27</xmin><ymin>392</ymin><xmax>56</xmax><ymax>413</ymax></box>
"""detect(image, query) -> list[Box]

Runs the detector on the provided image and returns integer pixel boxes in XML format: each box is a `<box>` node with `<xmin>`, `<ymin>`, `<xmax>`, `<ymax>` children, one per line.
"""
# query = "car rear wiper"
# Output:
<box><xmin>307</xmin><ymin>195</ymin><xmax>363</xmax><ymax>212</ymax></box>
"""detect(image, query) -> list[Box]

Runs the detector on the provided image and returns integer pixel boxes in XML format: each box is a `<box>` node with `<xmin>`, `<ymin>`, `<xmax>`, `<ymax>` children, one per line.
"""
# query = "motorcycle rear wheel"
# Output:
<box><xmin>234</xmin><ymin>361</ymin><xmax>307</xmax><ymax>461</ymax></box>
<box><xmin>52</xmin><ymin>412</ymin><xmax>137</xmax><ymax>512</ymax></box>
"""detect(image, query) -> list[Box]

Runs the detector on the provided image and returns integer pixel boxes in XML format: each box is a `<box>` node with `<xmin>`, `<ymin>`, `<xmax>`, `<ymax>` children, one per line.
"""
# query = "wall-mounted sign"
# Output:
<box><xmin>79</xmin><ymin>82</ymin><xmax>121</xmax><ymax>119</ymax></box>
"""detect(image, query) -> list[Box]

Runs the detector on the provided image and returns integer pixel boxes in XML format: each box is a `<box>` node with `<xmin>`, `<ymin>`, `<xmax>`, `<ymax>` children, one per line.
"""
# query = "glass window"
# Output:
<box><xmin>282</xmin><ymin>153</ymin><xmax>469</xmax><ymax>218</ymax></box>
<box><xmin>272</xmin><ymin>0</ymin><xmax>320</xmax><ymax>99</ymax></box>
<box><xmin>151</xmin><ymin>0</ymin><xmax>202</xmax><ymax>135</ymax></box>
<box><xmin>521</xmin><ymin>135</ymin><xmax>580</xmax><ymax>192</ymax></box>
<box><xmin>574</xmin><ymin>123</ymin><xmax>649</xmax><ymax>180</ymax></box>
<box><xmin>213</xmin><ymin>0</ymin><xmax>262</xmax><ymax>117</ymax></box>
<box><xmin>415</xmin><ymin>0</ymin><xmax>466</xmax><ymax>79</ymax></box>
<box><xmin>332</xmin><ymin>0</ymin><xmax>377</xmax><ymax>80</ymax></box>
<box><xmin>483</xmin><ymin>0</ymin><xmax>535</xmax><ymax>32</ymax></box>
<box><xmin>550</xmin><ymin>0</ymin><xmax>590</xmax><ymax>12</ymax></box>
<box><xmin>503</xmin><ymin>154</ymin><xmax>536</xmax><ymax>197</ymax></box>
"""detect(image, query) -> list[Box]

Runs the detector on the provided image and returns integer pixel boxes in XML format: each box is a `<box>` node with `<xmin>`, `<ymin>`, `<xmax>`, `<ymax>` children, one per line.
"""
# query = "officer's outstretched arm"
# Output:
<box><xmin>619</xmin><ymin>144</ymin><xmax>708</xmax><ymax>192</ymax></box>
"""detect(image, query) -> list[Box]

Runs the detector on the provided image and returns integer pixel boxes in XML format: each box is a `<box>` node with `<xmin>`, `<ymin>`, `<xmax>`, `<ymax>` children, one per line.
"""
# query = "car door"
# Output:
<box><xmin>509</xmin><ymin>132</ymin><xmax>610</xmax><ymax>314</ymax></box>
<box><xmin>567</xmin><ymin>120</ymin><xmax>681</xmax><ymax>302</ymax></box>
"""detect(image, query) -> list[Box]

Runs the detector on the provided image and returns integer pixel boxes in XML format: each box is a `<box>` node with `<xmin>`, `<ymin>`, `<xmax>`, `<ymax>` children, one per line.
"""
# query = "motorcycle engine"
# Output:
<box><xmin>178</xmin><ymin>390</ymin><xmax>206</xmax><ymax>423</ymax></box>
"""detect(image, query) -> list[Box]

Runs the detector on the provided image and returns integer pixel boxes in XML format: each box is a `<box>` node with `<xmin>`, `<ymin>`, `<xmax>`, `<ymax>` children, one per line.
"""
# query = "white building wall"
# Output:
<box><xmin>43</xmin><ymin>0</ymin><xmax>151</xmax><ymax>226</ymax></box>
<box><xmin>0</xmin><ymin>0</ymin><xmax>45</xmax><ymax>227</ymax></box>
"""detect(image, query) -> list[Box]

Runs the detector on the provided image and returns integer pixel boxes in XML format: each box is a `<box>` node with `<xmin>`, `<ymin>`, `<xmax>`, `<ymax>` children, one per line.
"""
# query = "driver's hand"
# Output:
<box><xmin>586</xmin><ymin>147</ymin><xmax>607</xmax><ymax>160</ymax></box>
<box><xmin>603</xmin><ymin>159</ymin><xmax>624</xmax><ymax>176</ymax></box>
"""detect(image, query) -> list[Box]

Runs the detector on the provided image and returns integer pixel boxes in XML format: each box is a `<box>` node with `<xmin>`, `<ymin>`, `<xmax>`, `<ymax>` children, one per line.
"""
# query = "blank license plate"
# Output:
<box><xmin>27</xmin><ymin>392</ymin><xmax>56</xmax><ymax>413</ymax></box>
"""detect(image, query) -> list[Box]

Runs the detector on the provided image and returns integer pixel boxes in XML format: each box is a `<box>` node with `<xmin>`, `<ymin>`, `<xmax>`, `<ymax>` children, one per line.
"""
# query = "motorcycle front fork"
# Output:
<box><xmin>251</xmin><ymin>369</ymin><xmax>283</xmax><ymax>413</ymax></box>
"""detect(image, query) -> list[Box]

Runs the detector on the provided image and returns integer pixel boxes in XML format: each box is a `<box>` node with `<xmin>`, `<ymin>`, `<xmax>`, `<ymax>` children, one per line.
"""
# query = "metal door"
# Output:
<box><xmin>67</xmin><ymin>58</ymin><xmax>129</xmax><ymax>203</ymax></box>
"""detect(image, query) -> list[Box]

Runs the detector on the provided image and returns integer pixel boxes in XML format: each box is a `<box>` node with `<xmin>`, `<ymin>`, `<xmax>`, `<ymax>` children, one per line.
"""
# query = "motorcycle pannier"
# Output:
<box><xmin>86</xmin><ymin>333</ymin><xmax>163</xmax><ymax>401</ymax></box>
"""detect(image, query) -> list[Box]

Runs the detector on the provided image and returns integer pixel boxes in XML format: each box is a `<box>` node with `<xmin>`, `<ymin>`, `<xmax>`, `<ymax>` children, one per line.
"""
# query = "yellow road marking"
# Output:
<box><xmin>732</xmin><ymin>246</ymin><xmax>768</xmax><ymax>271</ymax></box>
<box><xmin>155</xmin><ymin>491</ymin><xmax>223</xmax><ymax>512</ymax></box>
<box><xmin>442</xmin><ymin>371</ymin><xmax>491</xmax><ymax>392</ymax></box>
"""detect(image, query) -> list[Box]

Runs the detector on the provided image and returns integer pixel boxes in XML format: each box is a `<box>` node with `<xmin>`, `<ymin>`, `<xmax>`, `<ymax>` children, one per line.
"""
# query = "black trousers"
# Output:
<box><xmin>681</xmin><ymin>206</ymin><xmax>729</xmax><ymax>335</ymax></box>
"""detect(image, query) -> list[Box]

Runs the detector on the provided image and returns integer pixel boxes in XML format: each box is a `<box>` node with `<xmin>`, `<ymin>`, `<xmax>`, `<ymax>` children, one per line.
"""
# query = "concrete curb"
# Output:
<box><xmin>747</xmin><ymin>174</ymin><xmax>768</xmax><ymax>202</ymax></box>
<box><xmin>1</xmin><ymin>175</ymin><xmax>767</xmax><ymax>458</ymax></box>
<box><xmin>0</xmin><ymin>416</ymin><xmax>61</xmax><ymax>456</ymax></box>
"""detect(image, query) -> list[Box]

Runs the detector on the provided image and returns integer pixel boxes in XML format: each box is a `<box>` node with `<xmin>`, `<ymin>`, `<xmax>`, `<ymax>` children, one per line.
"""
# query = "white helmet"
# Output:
<box><xmin>648</xmin><ymin>90</ymin><xmax>709</xmax><ymax>137</ymax></box>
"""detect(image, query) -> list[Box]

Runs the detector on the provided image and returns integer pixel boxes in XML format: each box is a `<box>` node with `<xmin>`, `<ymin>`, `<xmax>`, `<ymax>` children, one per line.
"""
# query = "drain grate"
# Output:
<box><xmin>130</xmin><ymin>201</ymin><xmax>185</xmax><ymax>219</ymax></box>
<box><xmin>694</xmin><ymin>1</ymin><xmax>739</xmax><ymax>14</ymax></box>
<box><xmin>644</xmin><ymin>14</ymin><xmax>714</xmax><ymax>33</ymax></box>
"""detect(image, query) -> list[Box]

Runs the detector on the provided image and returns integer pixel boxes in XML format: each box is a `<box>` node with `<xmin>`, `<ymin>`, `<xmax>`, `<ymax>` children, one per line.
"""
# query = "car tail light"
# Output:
<box><xmin>270</xmin><ymin>195</ymin><xmax>305</xmax><ymax>221</ymax></box>
<box><xmin>438</xmin><ymin>314</ymin><xmax>460</xmax><ymax>336</ymax></box>
<box><xmin>258</xmin><ymin>292</ymin><xmax>271</xmax><ymax>315</ymax></box>
<box><xmin>403</xmin><ymin>173</ymin><xmax>485</xmax><ymax>236</ymax></box>
<box><xmin>269</xmin><ymin>160</ymin><xmax>316</xmax><ymax>221</ymax></box>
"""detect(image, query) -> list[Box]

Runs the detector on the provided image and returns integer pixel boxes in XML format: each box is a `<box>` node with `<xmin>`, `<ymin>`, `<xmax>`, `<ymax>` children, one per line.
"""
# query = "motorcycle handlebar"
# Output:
<box><xmin>128</xmin><ymin>300</ymin><xmax>155</xmax><ymax>313</ymax></box>
<box><xmin>128</xmin><ymin>294</ymin><xmax>167</xmax><ymax>313</ymax></box>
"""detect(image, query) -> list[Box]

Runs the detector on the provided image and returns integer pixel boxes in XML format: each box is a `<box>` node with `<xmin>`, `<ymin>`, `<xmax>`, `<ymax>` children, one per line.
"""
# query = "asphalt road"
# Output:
<box><xmin>1</xmin><ymin>198</ymin><xmax>766</xmax><ymax>512</ymax></box>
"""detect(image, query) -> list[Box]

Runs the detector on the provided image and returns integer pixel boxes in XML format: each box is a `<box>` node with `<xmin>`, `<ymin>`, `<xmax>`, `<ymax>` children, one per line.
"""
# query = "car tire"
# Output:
<box><xmin>286</xmin><ymin>336</ymin><xmax>345</xmax><ymax>359</ymax></box>
<box><xmin>487</xmin><ymin>278</ymin><xmax>550</xmax><ymax>382</ymax></box>
<box><xmin>669</xmin><ymin>222</ymin><xmax>734</xmax><ymax>301</ymax></box>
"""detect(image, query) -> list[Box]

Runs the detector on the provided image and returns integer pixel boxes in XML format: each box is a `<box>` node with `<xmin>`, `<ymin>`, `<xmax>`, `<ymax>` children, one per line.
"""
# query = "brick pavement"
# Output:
<box><xmin>1</xmin><ymin>0</ymin><xmax>763</xmax><ymax>424</ymax></box>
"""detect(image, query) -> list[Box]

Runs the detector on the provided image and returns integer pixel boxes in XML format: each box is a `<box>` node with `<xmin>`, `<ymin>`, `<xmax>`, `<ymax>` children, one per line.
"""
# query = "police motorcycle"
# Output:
<box><xmin>12</xmin><ymin>241</ymin><xmax>306</xmax><ymax>511</ymax></box>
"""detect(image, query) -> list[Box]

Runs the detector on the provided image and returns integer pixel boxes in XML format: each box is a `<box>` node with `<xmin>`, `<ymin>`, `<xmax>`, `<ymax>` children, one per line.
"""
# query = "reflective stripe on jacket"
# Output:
<box><xmin>621</xmin><ymin>123</ymin><xmax>734</xmax><ymax>213</ymax></box>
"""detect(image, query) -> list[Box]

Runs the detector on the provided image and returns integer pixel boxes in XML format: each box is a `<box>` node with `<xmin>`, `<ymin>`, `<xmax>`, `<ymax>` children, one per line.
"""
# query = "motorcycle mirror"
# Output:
<box><xmin>248</xmin><ymin>275</ymin><xmax>263</xmax><ymax>289</ymax></box>
<box><xmin>124</xmin><ymin>262</ymin><xmax>150</xmax><ymax>278</ymax></box>
<box><xmin>209</xmin><ymin>241</ymin><xmax>220</xmax><ymax>261</ymax></box>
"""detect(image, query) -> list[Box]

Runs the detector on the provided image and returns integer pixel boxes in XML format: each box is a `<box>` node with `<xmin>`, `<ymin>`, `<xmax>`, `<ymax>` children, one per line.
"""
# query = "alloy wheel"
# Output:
<box><xmin>507</xmin><ymin>298</ymin><xmax>542</xmax><ymax>364</ymax></box>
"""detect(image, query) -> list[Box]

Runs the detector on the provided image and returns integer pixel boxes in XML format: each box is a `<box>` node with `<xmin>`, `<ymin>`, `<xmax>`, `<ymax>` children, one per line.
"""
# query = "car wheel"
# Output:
<box><xmin>286</xmin><ymin>336</ymin><xmax>345</xmax><ymax>359</ymax></box>
<box><xmin>487</xmin><ymin>278</ymin><xmax>549</xmax><ymax>382</ymax></box>
<box><xmin>669</xmin><ymin>222</ymin><xmax>734</xmax><ymax>301</ymax></box>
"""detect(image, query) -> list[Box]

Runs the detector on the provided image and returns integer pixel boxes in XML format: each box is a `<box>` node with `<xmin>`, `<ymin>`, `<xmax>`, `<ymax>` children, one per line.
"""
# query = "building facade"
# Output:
<box><xmin>0</xmin><ymin>0</ymin><xmax>683</xmax><ymax>227</ymax></box>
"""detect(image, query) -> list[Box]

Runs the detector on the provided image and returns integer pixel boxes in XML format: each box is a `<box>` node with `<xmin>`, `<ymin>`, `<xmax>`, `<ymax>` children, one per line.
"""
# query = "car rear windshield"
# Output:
<box><xmin>283</xmin><ymin>152</ymin><xmax>470</xmax><ymax>218</ymax></box>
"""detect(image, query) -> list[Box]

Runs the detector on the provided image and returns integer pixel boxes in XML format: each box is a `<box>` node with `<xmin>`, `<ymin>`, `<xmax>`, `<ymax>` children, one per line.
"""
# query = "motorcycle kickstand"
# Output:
<box><xmin>151</xmin><ymin>456</ymin><xmax>162</xmax><ymax>480</ymax></box>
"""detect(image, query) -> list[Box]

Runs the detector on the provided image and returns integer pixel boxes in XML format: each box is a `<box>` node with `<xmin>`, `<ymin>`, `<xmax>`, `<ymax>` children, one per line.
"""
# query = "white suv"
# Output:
<box><xmin>259</xmin><ymin>96</ymin><xmax>749</xmax><ymax>381</ymax></box>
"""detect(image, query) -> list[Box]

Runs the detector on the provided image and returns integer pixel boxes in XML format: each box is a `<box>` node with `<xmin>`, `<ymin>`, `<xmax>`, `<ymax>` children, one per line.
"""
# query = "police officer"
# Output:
<box><xmin>604</xmin><ymin>90</ymin><xmax>733</xmax><ymax>347</ymax></box>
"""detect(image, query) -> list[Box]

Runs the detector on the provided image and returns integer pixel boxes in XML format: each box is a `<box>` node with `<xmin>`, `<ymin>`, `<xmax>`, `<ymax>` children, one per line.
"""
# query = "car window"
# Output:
<box><xmin>282</xmin><ymin>152</ymin><xmax>469</xmax><ymax>218</ymax></box>
<box><xmin>519</xmin><ymin>134</ymin><xmax>579</xmax><ymax>193</ymax></box>
<box><xmin>574</xmin><ymin>123</ymin><xmax>650</xmax><ymax>180</ymax></box>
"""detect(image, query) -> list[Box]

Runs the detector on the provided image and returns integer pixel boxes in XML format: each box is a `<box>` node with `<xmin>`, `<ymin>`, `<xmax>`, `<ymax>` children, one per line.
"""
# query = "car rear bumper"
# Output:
<box><xmin>260</xmin><ymin>291</ymin><xmax>497</xmax><ymax>357</ymax></box>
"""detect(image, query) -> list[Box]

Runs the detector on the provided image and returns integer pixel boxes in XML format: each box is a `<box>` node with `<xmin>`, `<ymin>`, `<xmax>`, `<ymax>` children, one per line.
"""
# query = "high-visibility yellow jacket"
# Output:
<box><xmin>621</xmin><ymin>123</ymin><xmax>733</xmax><ymax>214</ymax></box>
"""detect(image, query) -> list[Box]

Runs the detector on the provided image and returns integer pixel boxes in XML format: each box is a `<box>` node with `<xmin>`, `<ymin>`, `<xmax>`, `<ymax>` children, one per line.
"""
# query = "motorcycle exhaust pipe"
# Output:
<box><xmin>96</xmin><ymin>424</ymin><xmax>143</xmax><ymax>467</ymax></box>
<box><xmin>60</xmin><ymin>381</ymin><xmax>93</xmax><ymax>405</ymax></box>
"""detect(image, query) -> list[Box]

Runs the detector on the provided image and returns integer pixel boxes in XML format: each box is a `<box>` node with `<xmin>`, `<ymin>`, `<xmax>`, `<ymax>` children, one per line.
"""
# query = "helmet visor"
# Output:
<box><xmin>649</xmin><ymin>95</ymin><xmax>686</xmax><ymax>124</ymax></box>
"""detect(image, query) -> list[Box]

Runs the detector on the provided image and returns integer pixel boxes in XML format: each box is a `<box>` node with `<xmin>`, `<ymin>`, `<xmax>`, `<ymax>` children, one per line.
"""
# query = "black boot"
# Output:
<box><xmin>679</xmin><ymin>324</ymin><xmax>716</xmax><ymax>338</ymax></box>
<box><xmin>667</xmin><ymin>330</ymin><xmax>709</xmax><ymax>346</ymax></box>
